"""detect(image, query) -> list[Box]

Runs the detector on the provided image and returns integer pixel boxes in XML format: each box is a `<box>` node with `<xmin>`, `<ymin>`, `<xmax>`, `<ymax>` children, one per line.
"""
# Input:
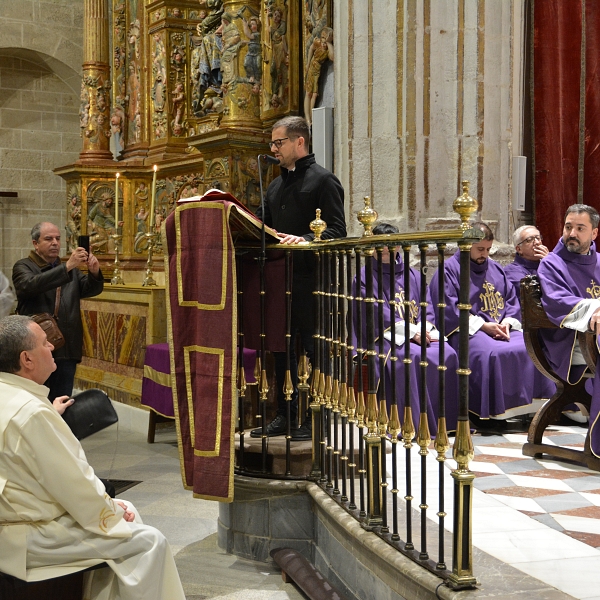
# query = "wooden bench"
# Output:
<box><xmin>520</xmin><ymin>274</ymin><xmax>600</xmax><ymax>470</ymax></box>
<box><xmin>0</xmin><ymin>563</ymin><xmax>107</xmax><ymax>600</ymax></box>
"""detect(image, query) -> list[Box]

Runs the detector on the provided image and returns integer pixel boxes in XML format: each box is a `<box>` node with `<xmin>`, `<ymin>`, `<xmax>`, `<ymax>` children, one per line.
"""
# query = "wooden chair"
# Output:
<box><xmin>520</xmin><ymin>275</ymin><xmax>600</xmax><ymax>470</ymax></box>
<box><xmin>0</xmin><ymin>563</ymin><xmax>107</xmax><ymax>600</ymax></box>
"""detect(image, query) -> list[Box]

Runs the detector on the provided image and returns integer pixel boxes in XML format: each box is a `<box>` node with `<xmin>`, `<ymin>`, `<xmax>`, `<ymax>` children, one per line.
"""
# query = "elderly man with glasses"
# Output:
<box><xmin>252</xmin><ymin>115</ymin><xmax>346</xmax><ymax>440</ymax></box>
<box><xmin>504</xmin><ymin>225</ymin><xmax>549</xmax><ymax>293</ymax></box>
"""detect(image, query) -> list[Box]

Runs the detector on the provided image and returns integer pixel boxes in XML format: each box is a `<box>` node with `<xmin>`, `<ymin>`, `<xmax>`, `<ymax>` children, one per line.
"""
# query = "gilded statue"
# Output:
<box><xmin>268</xmin><ymin>6</ymin><xmax>289</xmax><ymax>108</ymax></box>
<box><xmin>304</xmin><ymin>26</ymin><xmax>333</xmax><ymax>126</ymax></box>
<box><xmin>241</xmin><ymin>16</ymin><xmax>262</xmax><ymax>83</ymax></box>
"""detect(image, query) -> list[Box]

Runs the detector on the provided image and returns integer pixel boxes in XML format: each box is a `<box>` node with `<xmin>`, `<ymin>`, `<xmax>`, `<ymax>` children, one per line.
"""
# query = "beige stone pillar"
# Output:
<box><xmin>79</xmin><ymin>0</ymin><xmax>112</xmax><ymax>161</ymax></box>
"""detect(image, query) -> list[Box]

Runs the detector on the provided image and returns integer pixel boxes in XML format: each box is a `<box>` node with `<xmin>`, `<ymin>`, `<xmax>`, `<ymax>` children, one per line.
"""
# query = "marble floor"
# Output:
<box><xmin>81</xmin><ymin>419</ymin><xmax>600</xmax><ymax>599</ymax></box>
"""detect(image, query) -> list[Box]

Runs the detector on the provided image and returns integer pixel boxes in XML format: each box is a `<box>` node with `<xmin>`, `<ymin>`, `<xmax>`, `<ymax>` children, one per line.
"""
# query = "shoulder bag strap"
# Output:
<box><xmin>54</xmin><ymin>287</ymin><xmax>61</xmax><ymax>319</ymax></box>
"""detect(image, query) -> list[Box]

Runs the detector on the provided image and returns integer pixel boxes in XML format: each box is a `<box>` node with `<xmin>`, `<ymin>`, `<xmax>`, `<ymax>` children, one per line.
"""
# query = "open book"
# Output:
<box><xmin>178</xmin><ymin>189</ymin><xmax>280</xmax><ymax>244</ymax></box>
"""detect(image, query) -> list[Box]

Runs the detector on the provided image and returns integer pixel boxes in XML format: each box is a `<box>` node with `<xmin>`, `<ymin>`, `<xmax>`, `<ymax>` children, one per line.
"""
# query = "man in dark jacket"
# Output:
<box><xmin>12</xmin><ymin>222</ymin><xmax>104</xmax><ymax>400</ymax></box>
<box><xmin>252</xmin><ymin>116</ymin><xmax>346</xmax><ymax>440</ymax></box>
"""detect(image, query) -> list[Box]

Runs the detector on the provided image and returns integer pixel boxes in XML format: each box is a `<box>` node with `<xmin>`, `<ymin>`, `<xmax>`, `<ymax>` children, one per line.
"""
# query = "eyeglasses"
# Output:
<box><xmin>268</xmin><ymin>137</ymin><xmax>289</xmax><ymax>149</ymax></box>
<box><xmin>519</xmin><ymin>234</ymin><xmax>543</xmax><ymax>245</ymax></box>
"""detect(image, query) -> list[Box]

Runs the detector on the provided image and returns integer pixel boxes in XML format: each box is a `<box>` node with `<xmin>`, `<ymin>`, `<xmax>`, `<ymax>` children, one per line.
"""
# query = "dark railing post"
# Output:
<box><xmin>388</xmin><ymin>242</ymin><xmax>401</xmax><ymax>541</ymax></box>
<box><xmin>310</xmin><ymin>248</ymin><xmax>323</xmax><ymax>479</ymax></box>
<box><xmin>402</xmin><ymin>244</ymin><xmax>415</xmax><ymax>550</ymax></box>
<box><xmin>236</xmin><ymin>253</ymin><xmax>247</xmax><ymax>473</ymax></box>
<box><xmin>448</xmin><ymin>238</ymin><xmax>477</xmax><ymax>589</ymax></box>
<box><xmin>417</xmin><ymin>243</ymin><xmax>431</xmax><ymax>561</ymax></box>
<box><xmin>435</xmin><ymin>242</ymin><xmax>449</xmax><ymax>570</ymax></box>
<box><xmin>346</xmin><ymin>248</ymin><xmax>357</xmax><ymax>510</ymax></box>
<box><xmin>284</xmin><ymin>249</ymin><xmax>293</xmax><ymax>475</ymax></box>
<box><xmin>364</xmin><ymin>247</ymin><xmax>382</xmax><ymax>527</ymax></box>
<box><xmin>355</xmin><ymin>248</ymin><xmax>366</xmax><ymax>517</ymax></box>
<box><xmin>376</xmin><ymin>246</ymin><xmax>389</xmax><ymax>533</ymax></box>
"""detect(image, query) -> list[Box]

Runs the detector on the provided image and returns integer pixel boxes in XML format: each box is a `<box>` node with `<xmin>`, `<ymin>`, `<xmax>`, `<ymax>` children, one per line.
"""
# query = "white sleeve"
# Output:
<box><xmin>562</xmin><ymin>299</ymin><xmax>600</xmax><ymax>332</ymax></box>
<box><xmin>469</xmin><ymin>314</ymin><xmax>485</xmax><ymax>335</ymax></box>
<box><xmin>502</xmin><ymin>317</ymin><xmax>522</xmax><ymax>331</ymax></box>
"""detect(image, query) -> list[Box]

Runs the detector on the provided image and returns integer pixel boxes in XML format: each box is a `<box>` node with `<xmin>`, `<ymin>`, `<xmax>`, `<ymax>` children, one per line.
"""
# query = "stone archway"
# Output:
<box><xmin>0</xmin><ymin>47</ymin><xmax>82</xmax><ymax>275</ymax></box>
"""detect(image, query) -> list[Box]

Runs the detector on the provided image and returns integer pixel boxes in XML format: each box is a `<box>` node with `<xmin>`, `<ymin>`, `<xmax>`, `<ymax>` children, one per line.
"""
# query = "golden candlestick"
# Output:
<box><xmin>310</xmin><ymin>209</ymin><xmax>327</xmax><ymax>241</ymax></box>
<box><xmin>142</xmin><ymin>232</ymin><xmax>158</xmax><ymax>287</ymax></box>
<box><xmin>453</xmin><ymin>181</ymin><xmax>478</xmax><ymax>230</ymax></box>
<box><xmin>357</xmin><ymin>196</ymin><xmax>378</xmax><ymax>237</ymax></box>
<box><xmin>110</xmin><ymin>233</ymin><xmax>125</xmax><ymax>285</ymax></box>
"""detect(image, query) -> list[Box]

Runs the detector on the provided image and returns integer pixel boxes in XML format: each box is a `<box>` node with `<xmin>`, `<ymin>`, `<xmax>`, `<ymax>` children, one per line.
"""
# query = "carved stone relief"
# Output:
<box><xmin>151</xmin><ymin>31</ymin><xmax>168</xmax><ymax>140</ymax></box>
<box><xmin>263</xmin><ymin>2</ymin><xmax>290</xmax><ymax>113</ymax></box>
<box><xmin>87</xmin><ymin>182</ymin><xmax>117</xmax><ymax>255</ymax></box>
<box><xmin>66</xmin><ymin>183</ymin><xmax>83</xmax><ymax>252</ymax></box>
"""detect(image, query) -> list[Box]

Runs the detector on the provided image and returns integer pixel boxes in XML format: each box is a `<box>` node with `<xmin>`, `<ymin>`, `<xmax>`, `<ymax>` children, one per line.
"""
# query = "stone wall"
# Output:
<box><xmin>334</xmin><ymin>1</ymin><xmax>529</xmax><ymax>243</ymax></box>
<box><xmin>0</xmin><ymin>0</ymin><xmax>84</xmax><ymax>278</ymax></box>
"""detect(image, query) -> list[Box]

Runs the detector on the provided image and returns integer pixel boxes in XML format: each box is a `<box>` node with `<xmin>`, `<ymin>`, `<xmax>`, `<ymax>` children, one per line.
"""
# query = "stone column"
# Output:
<box><xmin>79</xmin><ymin>0</ymin><xmax>112</xmax><ymax>161</ymax></box>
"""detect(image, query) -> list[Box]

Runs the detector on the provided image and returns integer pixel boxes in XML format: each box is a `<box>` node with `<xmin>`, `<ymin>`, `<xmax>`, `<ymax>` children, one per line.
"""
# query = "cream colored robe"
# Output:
<box><xmin>0</xmin><ymin>373</ymin><xmax>185</xmax><ymax>600</ymax></box>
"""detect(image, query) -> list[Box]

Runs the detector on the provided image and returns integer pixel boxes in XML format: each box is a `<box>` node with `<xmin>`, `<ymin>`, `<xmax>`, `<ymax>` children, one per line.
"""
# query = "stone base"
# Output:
<box><xmin>218</xmin><ymin>476</ymin><xmax>314</xmax><ymax>563</ymax></box>
<box><xmin>219</xmin><ymin>476</ymin><xmax>467</xmax><ymax>600</ymax></box>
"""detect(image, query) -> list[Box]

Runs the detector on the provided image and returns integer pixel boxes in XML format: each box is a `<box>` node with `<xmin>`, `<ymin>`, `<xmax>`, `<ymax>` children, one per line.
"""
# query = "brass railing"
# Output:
<box><xmin>235</xmin><ymin>184</ymin><xmax>481</xmax><ymax>589</ymax></box>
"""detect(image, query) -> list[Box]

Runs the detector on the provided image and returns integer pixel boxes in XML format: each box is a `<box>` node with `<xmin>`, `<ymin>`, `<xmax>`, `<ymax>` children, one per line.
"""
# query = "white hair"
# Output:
<box><xmin>512</xmin><ymin>225</ymin><xmax>539</xmax><ymax>247</ymax></box>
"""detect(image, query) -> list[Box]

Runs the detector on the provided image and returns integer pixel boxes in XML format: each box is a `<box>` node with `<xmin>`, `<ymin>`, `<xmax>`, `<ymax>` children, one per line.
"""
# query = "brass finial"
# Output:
<box><xmin>453</xmin><ymin>181</ymin><xmax>478</xmax><ymax>230</ymax></box>
<box><xmin>357</xmin><ymin>196</ymin><xmax>378</xmax><ymax>237</ymax></box>
<box><xmin>310</xmin><ymin>209</ymin><xmax>327</xmax><ymax>241</ymax></box>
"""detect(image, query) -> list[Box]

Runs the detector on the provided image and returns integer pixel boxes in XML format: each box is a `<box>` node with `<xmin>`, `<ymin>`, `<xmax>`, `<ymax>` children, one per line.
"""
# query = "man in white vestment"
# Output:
<box><xmin>0</xmin><ymin>315</ymin><xmax>186</xmax><ymax>600</ymax></box>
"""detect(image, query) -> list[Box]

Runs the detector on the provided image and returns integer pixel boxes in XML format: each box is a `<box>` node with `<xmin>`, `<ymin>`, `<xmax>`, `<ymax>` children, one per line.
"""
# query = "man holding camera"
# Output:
<box><xmin>12</xmin><ymin>222</ymin><xmax>103</xmax><ymax>400</ymax></box>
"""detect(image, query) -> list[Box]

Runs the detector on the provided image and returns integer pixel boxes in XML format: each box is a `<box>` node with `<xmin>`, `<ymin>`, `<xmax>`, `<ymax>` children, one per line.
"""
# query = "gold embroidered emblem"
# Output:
<box><xmin>479</xmin><ymin>281</ymin><xmax>504</xmax><ymax>322</ymax></box>
<box><xmin>99</xmin><ymin>505</ymin><xmax>117</xmax><ymax>533</ymax></box>
<box><xmin>586</xmin><ymin>279</ymin><xmax>600</xmax><ymax>299</ymax></box>
<box><xmin>394</xmin><ymin>290</ymin><xmax>419</xmax><ymax>323</ymax></box>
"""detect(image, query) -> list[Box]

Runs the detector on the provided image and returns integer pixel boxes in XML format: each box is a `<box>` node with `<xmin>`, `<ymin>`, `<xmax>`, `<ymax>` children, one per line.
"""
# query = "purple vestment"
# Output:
<box><xmin>352</xmin><ymin>256</ymin><xmax>459</xmax><ymax>435</ymax></box>
<box><xmin>505</xmin><ymin>254</ymin><xmax>541</xmax><ymax>292</ymax></box>
<box><xmin>538</xmin><ymin>238</ymin><xmax>600</xmax><ymax>456</ymax></box>
<box><xmin>429</xmin><ymin>251</ymin><xmax>555</xmax><ymax>419</ymax></box>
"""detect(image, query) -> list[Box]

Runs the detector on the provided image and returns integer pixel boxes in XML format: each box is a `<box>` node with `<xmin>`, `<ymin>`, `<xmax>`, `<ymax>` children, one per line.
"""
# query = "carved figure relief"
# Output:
<box><xmin>87</xmin><ymin>183</ymin><xmax>118</xmax><ymax>255</ymax></box>
<box><xmin>169</xmin><ymin>33</ymin><xmax>187</xmax><ymax>137</ymax></box>
<box><xmin>232</xmin><ymin>154</ymin><xmax>262</xmax><ymax>208</ymax></box>
<box><xmin>265</xmin><ymin>5</ymin><xmax>289</xmax><ymax>110</ymax></box>
<box><xmin>151</xmin><ymin>32</ymin><xmax>168</xmax><ymax>140</ymax></box>
<box><xmin>65</xmin><ymin>184</ymin><xmax>82</xmax><ymax>252</ymax></box>
<box><xmin>242</xmin><ymin>15</ymin><xmax>262</xmax><ymax>84</ymax></box>
<box><xmin>303</xmin><ymin>26</ymin><xmax>333</xmax><ymax>126</ymax></box>
<box><xmin>112</xmin><ymin>1</ymin><xmax>127</xmax><ymax>149</ymax></box>
<box><xmin>190</xmin><ymin>2</ymin><xmax>224</xmax><ymax>117</ymax></box>
<box><xmin>126</xmin><ymin>18</ymin><xmax>142</xmax><ymax>144</ymax></box>
<box><xmin>132</xmin><ymin>182</ymin><xmax>150</xmax><ymax>253</ymax></box>
<box><xmin>81</xmin><ymin>75</ymin><xmax>111</xmax><ymax>148</ymax></box>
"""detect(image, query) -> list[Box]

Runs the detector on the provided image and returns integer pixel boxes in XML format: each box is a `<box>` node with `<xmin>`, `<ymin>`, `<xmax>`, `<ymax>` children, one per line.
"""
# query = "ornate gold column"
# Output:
<box><xmin>79</xmin><ymin>0</ymin><xmax>112</xmax><ymax>162</ymax></box>
<box><xmin>220</xmin><ymin>0</ymin><xmax>263</xmax><ymax>129</ymax></box>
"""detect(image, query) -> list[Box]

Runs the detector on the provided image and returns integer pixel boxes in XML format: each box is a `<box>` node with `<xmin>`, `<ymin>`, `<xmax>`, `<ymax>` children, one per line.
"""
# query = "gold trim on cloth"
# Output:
<box><xmin>176</xmin><ymin>202</ymin><xmax>228</xmax><ymax>310</ymax></box>
<box><xmin>183</xmin><ymin>345</ymin><xmax>224</xmax><ymax>457</ymax></box>
<box><xmin>143</xmin><ymin>364</ymin><xmax>171</xmax><ymax>387</ymax></box>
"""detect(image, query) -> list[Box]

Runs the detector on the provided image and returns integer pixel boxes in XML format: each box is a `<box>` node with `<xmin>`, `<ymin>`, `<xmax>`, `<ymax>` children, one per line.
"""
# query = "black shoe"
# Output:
<box><xmin>250</xmin><ymin>414</ymin><xmax>288</xmax><ymax>438</ymax></box>
<box><xmin>290</xmin><ymin>418</ymin><xmax>312</xmax><ymax>441</ymax></box>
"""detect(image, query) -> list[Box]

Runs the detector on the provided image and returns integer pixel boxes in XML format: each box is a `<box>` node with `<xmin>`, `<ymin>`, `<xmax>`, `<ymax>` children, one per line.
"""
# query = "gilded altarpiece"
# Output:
<box><xmin>56</xmin><ymin>0</ymin><xmax>321</xmax><ymax>404</ymax></box>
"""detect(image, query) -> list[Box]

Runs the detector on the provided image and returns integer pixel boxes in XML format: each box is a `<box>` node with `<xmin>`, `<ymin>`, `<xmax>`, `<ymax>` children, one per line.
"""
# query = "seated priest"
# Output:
<box><xmin>352</xmin><ymin>223</ymin><xmax>459</xmax><ymax>435</ymax></box>
<box><xmin>537</xmin><ymin>203</ymin><xmax>600</xmax><ymax>426</ymax></box>
<box><xmin>429</xmin><ymin>222</ymin><xmax>555</xmax><ymax>422</ymax></box>
<box><xmin>0</xmin><ymin>315</ymin><xmax>186</xmax><ymax>600</ymax></box>
<box><xmin>504</xmin><ymin>224</ymin><xmax>549</xmax><ymax>294</ymax></box>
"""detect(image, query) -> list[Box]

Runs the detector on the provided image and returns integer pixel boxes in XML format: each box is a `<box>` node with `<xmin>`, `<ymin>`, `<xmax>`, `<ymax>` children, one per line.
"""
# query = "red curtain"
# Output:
<box><xmin>534</xmin><ymin>2</ymin><xmax>600</xmax><ymax>244</ymax></box>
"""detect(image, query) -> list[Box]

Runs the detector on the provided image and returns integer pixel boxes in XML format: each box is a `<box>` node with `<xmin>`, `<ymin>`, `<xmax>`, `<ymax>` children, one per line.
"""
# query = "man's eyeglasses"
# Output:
<box><xmin>519</xmin><ymin>234</ymin><xmax>543</xmax><ymax>245</ymax></box>
<box><xmin>268</xmin><ymin>137</ymin><xmax>289</xmax><ymax>149</ymax></box>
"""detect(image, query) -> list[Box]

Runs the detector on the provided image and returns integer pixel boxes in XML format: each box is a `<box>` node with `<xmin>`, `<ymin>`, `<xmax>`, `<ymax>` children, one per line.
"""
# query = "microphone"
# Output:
<box><xmin>259</xmin><ymin>154</ymin><xmax>280</xmax><ymax>165</ymax></box>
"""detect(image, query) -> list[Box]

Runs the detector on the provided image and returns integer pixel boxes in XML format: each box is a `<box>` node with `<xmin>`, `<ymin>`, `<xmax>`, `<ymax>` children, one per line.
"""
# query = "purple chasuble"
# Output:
<box><xmin>429</xmin><ymin>251</ymin><xmax>555</xmax><ymax>418</ymax></box>
<box><xmin>505</xmin><ymin>254</ymin><xmax>541</xmax><ymax>293</ymax></box>
<box><xmin>352</xmin><ymin>256</ymin><xmax>459</xmax><ymax>435</ymax></box>
<box><xmin>538</xmin><ymin>238</ymin><xmax>600</xmax><ymax>457</ymax></box>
